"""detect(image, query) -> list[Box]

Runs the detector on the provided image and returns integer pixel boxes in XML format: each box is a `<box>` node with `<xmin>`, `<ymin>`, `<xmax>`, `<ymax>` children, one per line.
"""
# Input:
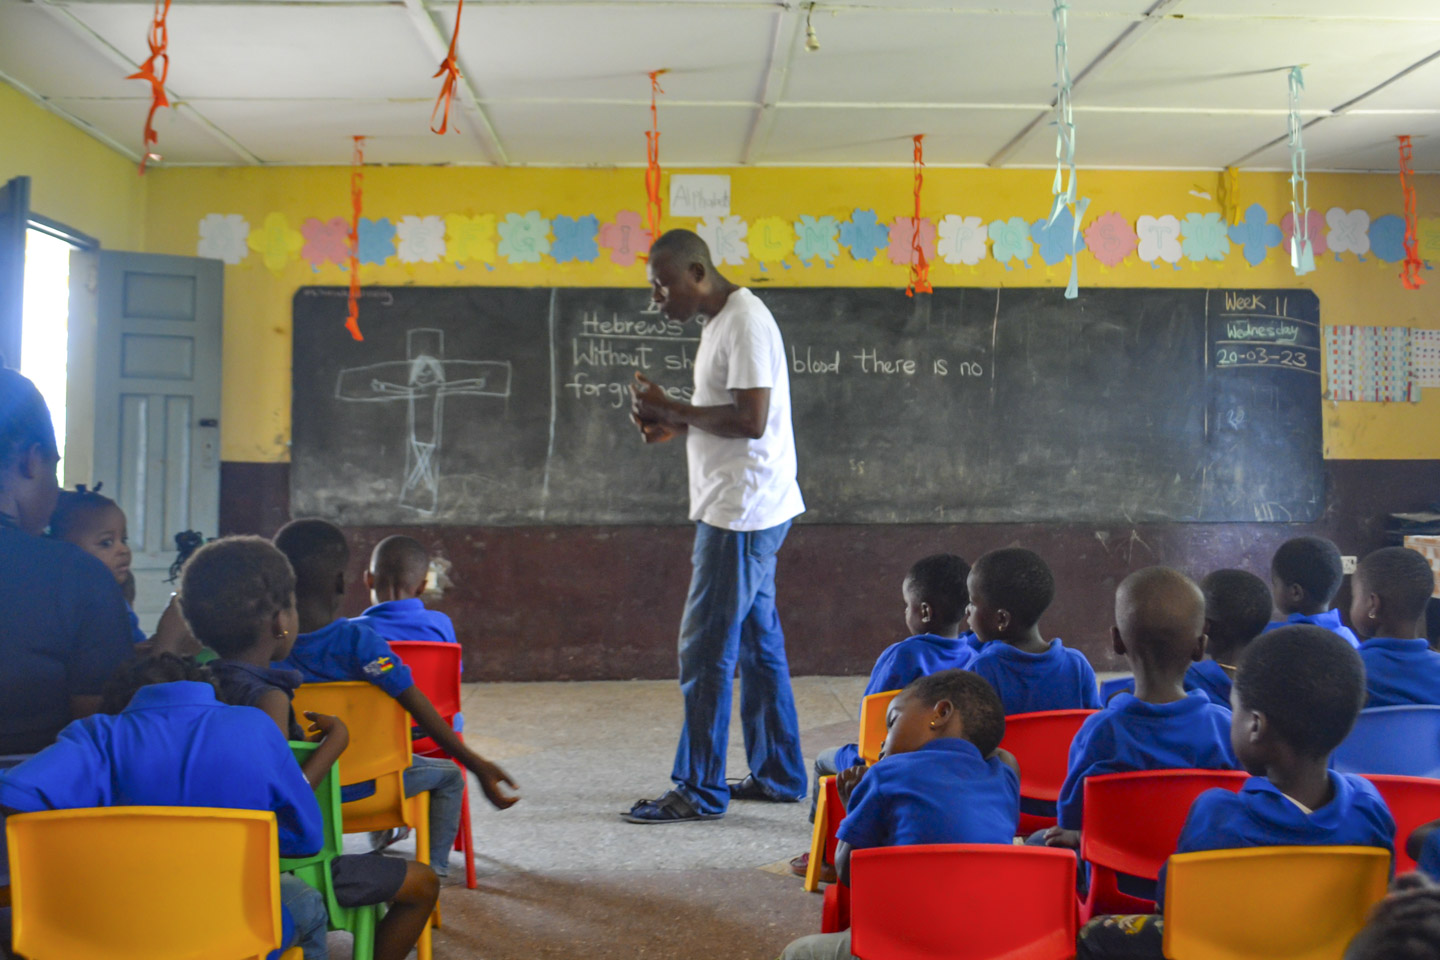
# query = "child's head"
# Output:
<box><xmin>965</xmin><ymin>547</ymin><xmax>1054</xmax><ymax>643</ymax></box>
<box><xmin>1229</xmin><ymin>624</ymin><xmax>1365</xmax><ymax>775</ymax></box>
<box><xmin>880</xmin><ymin>668</ymin><xmax>1005</xmax><ymax>760</ymax></box>
<box><xmin>0</xmin><ymin>368</ymin><xmax>61</xmax><ymax>536</ymax></box>
<box><xmin>1111</xmin><ymin>567</ymin><xmax>1206</xmax><ymax>686</ymax></box>
<box><xmin>366</xmin><ymin>535</ymin><xmax>431</xmax><ymax>603</ymax></box>
<box><xmin>1344</xmin><ymin>876</ymin><xmax>1440</xmax><ymax>960</ymax></box>
<box><xmin>273</xmin><ymin>518</ymin><xmax>350</xmax><ymax>616</ymax></box>
<box><xmin>1350</xmin><ymin>547</ymin><xmax>1436</xmax><ymax>640</ymax></box>
<box><xmin>99</xmin><ymin>653</ymin><xmax>218</xmax><ymax>714</ymax></box>
<box><xmin>1271</xmin><ymin>536</ymin><xmax>1345</xmax><ymax>616</ymax></box>
<box><xmin>49</xmin><ymin>484</ymin><xmax>132</xmax><ymax>593</ymax></box>
<box><xmin>1200</xmin><ymin>568</ymin><xmax>1273</xmax><ymax>661</ymax></box>
<box><xmin>902</xmin><ymin>553</ymin><xmax>970</xmax><ymax>636</ymax></box>
<box><xmin>180</xmin><ymin>536</ymin><xmax>298</xmax><ymax>660</ymax></box>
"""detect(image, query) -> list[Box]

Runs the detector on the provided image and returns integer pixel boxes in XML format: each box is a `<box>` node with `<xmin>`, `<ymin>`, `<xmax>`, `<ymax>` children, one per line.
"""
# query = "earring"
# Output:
<box><xmin>277</xmin><ymin>628</ymin><xmax>289</xmax><ymax>639</ymax></box>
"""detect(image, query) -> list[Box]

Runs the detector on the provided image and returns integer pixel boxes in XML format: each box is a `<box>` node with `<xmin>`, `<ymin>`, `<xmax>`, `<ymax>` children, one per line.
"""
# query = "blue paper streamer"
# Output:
<box><xmin>1288</xmin><ymin>66</ymin><xmax>1314</xmax><ymax>275</ymax></box>
<box><xmin>1048</xmin><ymin>0</ymin><xmax>1087</xmax><ymax>298</ymax></box>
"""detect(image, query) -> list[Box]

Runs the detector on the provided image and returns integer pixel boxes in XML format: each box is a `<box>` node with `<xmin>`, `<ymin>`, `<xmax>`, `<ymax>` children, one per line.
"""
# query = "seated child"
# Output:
<box><xmin>47</xmin><ymin>483</ymin><xmax>199</xmax><ymax>657</ymax></box>
<box><xmin>1046</xmin><ymin>568</ymin><xmax>1236</xmax><ymax>852</ymax></box>
<box><xmin>273</xmin><ymin>519</ymin><xmax>518</xmax><ymax>880</ymax></box>
<box><xmin>351</xmin><ymin>535</ymin><xmax>458</xmax><ymax>645</ymax></box>
<box><xmin>1264</xmin><ymin>535</ymin><xmax>1359</xmax><ymax>647</ymax></box>
<box><xmin>779</xmin><ymin>670</ymin><xmax>1019</xmax><ymax>960</ymax></box>
<box><xmin>1352</xmin><ymin>547</ymin><xmax>1440</xmax><ymax>707</ymax></box>
<box><xmin>1185</xmin><ymin>569</ymin><xmax>1272</xmax><ymax>707</ymax></box>
<box><xmin>179</xmin><ymin>536</ymin><xmax>440</xmax><ymax>960</ymax></box>
<box><xmin>1428</xmin><ymin>597</ymin><xmax>1440</xmax><ymax>653</ymax></box>
<box><xmin>1076</xmin><ymin>625</ymin><xmax>1395</xmax><ymax>960</ymax></box>
<box><xmin>968</xmin><ymin>547</ymin><xmax>1101</xmax><ymax>714</ymax></box>
<box><xmin>1344</xmin><ymin>874</ymin><xmax>1440</xmax><ymax>960</ymax></box>
<box><xmin>0</xmin><ymin>655</ymin><xmax>329</xmax><ymax>960</ymax></box>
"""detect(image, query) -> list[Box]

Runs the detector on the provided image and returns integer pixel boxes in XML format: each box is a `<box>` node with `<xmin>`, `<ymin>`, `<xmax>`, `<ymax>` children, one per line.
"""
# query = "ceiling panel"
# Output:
<box><xmin>761</xmin><ymin>106</ymin><xmax>1036</xmax><ymax>165</ymax></box>
<box><xmin>1183</xmin><ymin>0</ymin><xmax>1440</xmax><ymax>17</ymax></box>
<box><xmin>50</xmin><ymin>96</ymin><xmax>242</xmax><ymax>163</ymax></box>
<box><xmin>1006</xmin><ymin>110</ymin><xmax>1287</xmax><ymax>169</ymax></box>
<box><xmin>1246</xmin><ymin>112</ymin><xmax>1440</xmax><ymax>172</ymax></box>
<box><xmin>485</xmin><ymin>102</ymin><xmax>756</xmax><ymax>165</ymax></box>
<box><xmin>0</xmin><ymin>3</ymin><xmax>137</xmax><ymax>99</ymax></box>
<box><xmin>1343</xmin><ymin>59</ymin><xmax>1440</xmax><ymax>111</ymax></box>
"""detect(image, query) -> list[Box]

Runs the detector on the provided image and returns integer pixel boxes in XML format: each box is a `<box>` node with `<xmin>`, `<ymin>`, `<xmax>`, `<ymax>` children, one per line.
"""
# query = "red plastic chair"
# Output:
<box><xmin>1079</xmin><ymin>769</ymin><xmax>1249</xmax><ymax>922</ymax></box>
<box><xmin>388</xmin><ymin>640</ymin><xmax>475</xmax><ymax>890</ymax></box>
<box><xmin>845</xmin><ymin>845</ymin><xmax>1077</xmax><ymax>959</ymax></box>
<box><xmin>1362</xmin><ymin>774</ymin><xmax>1440</xmax><ymax>874</ymax></box>
<box><xmin>999</xmin><ymin>709</ymin><xmax>1097</xmax><ymax>835</ymax></box>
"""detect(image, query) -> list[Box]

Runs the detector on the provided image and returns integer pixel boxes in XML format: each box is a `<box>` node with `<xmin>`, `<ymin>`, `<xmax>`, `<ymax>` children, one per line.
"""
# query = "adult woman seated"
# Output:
<box><xmin>0</xmin><ymin>368</ymin><xmax>133</xmax><ymax>766</ymax></box>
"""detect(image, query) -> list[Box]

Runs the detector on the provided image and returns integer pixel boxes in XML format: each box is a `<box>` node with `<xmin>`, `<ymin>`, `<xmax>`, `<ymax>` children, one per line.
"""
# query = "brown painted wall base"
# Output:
<box><xmin>221</xmin><ymin>460</ymin><xmax>1440</xmax><ymax>682</ymax></box>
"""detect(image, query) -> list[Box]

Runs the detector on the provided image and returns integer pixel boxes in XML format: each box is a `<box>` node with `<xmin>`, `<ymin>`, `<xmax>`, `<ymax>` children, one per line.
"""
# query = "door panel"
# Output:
<box><xmin>0</xmin><ymin>176</ymin><xmax>30</xmax><ymax>367</ymax></box>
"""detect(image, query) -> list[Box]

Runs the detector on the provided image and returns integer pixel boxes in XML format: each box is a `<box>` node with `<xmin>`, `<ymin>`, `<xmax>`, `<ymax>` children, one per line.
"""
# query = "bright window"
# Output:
<box><xmin>20</xmin><ymin>227</ymin><xmax>77</xmax><ymax>462</ymax></box>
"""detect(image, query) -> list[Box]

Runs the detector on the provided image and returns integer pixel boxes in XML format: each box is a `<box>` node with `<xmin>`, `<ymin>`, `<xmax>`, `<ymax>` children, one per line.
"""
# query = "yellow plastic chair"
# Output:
<box><xmin>292</xmin><ymin>680</ymin><xmax>435</xmax><ymax>960</ymax></box>
<box><xmin>858</xmin><ymin>689</ymin><xmax>901</xmax><ymax>766</ymax></box>
<box><xmin>1162</xmin><ymin>845</ymin><xmax>1391</xmax><ymax>960</ymax></box>
<box><xmin>6</xmin><ymin>806</ymin><xmax>303</xmax><ymax>960</ymax></box>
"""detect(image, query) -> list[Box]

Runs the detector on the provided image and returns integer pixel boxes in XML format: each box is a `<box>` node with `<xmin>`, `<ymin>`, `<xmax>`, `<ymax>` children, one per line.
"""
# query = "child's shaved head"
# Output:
<box><xmin>369</xmin><ymin>535</ymin><xmax>431</xmax><ymax>596</ymax></box>
<box><xmin>1116</xmin><ymin>566</ymin><xmax>1206</xmax><ymax>675</ymax></box>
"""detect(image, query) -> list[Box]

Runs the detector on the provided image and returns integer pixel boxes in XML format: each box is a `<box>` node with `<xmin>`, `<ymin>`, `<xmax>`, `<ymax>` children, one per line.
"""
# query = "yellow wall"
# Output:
<box><xmin>141</xmin><ymin>164</ymin><xmax>1440</xmax><ymax>464</ymax></box>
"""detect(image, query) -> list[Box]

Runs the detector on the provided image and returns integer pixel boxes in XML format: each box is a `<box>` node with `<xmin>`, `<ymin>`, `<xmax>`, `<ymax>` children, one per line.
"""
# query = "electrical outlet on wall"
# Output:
<box><xmin>1342</xmin><ymin>556</ymin><xmax>1358</xmax><ymax>575</ymax></box>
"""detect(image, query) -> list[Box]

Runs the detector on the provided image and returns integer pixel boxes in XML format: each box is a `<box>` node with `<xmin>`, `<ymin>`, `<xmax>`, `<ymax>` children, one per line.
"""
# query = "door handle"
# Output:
<box><xmin>198</xmin><ymin>419</ymin><xmax>219</xmax><ymax>428</ymax></box>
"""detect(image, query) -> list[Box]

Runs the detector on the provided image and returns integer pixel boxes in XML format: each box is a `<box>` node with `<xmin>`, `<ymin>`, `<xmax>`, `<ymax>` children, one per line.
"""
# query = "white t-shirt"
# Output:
<box><xmin>686</xmin><ymin>288</ymin><xmax>806</xmax><ymax>531</ymax></box>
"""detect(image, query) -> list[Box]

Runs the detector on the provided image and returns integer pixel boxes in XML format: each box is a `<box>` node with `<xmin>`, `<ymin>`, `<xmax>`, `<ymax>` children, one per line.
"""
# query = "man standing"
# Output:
<box><xmin>625</xmin><ymin>229</ymin><xmax>807</xmax><ymax>824</ymax></box>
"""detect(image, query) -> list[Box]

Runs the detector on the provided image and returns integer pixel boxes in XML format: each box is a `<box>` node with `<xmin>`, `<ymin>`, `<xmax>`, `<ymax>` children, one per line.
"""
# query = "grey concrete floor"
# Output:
<box><xmin>333</xmin><ymin>676</ymin><xmax>868</xmax><ymax>960</ymax></box>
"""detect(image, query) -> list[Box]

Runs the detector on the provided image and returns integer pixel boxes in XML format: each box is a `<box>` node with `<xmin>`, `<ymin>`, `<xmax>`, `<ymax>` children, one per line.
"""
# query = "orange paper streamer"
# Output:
<box><xmin>345</xmin><ymin>136</ymin><xmax>365</xmax><ymax>342</ymax></box>
<box><xmin>429</xmin><ymin>0</ymin><xmax>463</xmax><ymax>135</ymax></box>
<box><xmin>126</xmin><ymin>0</ymin><xmax>172</xmax><ymax>174</ymax></box>
<box><xmin>906</xmin><ymin>134</ymin><xmax>932</xmax><ymax>297</ymax></box>
<box><xmin>644</xmin><ymin>70</ymin><xmax>666</xmax><ymax>253</ymax></box>
<box><xmin>1398</xmin><ymin>136</ymin><xmax>1425</xmax><ymax>290</ymax></box>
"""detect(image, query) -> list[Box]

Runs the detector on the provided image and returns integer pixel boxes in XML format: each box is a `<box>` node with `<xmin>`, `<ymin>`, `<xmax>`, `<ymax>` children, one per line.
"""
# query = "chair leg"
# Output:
<box><xmin>413</xmin><ymin>796</ymin><xmax>435</xmax><ymax>960</ymax></box>
<box><xmin>457</xmin><ymin>769</ymin><xmax>477</xmax><ymax>890</ymax></box>
<box><xmin>349</xmin><ymin>905</ymin><xmax>378</xmax><ymax>960</ymax></box>
<box><xmin>804</xmin><ymin>780</ymin><xmax>831</xmax><ymax>893</ymax></box>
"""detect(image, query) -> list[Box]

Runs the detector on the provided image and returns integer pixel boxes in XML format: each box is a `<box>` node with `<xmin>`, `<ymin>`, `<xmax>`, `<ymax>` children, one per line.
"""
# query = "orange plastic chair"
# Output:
<box><xmin>804</xmin><ymin>776</ymin><xmax>845</xmax><ymax>892</ymax></box>
<box><xmin>6</xmin><ymin>806</ymin><xmax>303</xmax><ymax>960</ymax></box>
<box><xmin>998</xmin><ymin>709</ymin><xmax>1097</xmax><ymax>835</ymax></box>
<box><xmin>1162</xmin><ymin>846</ymin><xmax>1390</xmax><ymax>960</ymax></box>
<box><xmin>293</xmin><ymin>680</ymin><xmax>435</xmax><ymax>960</ymax></box>
<box><xmin>1079</xmin><ymin>769</ymin><xmax>1249</xmax><ymax>921</ymax></box>
<box><xmin>847</xmin><ymin>845</ymin><xmax>1078</xmax><ymax>960</ymax></box>
<box><xmin>858</xmin><ymin>690</ymin><xmax>901</xmax><ymax>766</ymax></box>
<box><xmin>1362</xmin><ymin>773</ymin><xmax>1440</xmax><ymax>874</ymax></box>
<box><xmin>389</xmin><ymin>639</ymin><xmax>476</xmax><ymax>890</ymax></box>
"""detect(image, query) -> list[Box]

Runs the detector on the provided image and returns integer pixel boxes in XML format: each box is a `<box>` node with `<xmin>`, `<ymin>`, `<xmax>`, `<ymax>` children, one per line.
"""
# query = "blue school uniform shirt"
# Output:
<box><xmin>1183</xmin><ymin>660</ymin><xmax>1234</xmax><ymax>708</ymax></box>
<box><xmin>971</xmin><ymin>638</ymin><xmax>1102</xmax><ymax>715</ymax></box>
<box><xmin>1056</xmin><ymin>691</ymin><xmax>1236</xmax><ymax>831</ymax></box>
<box><xmin>1263</xmin><ymin>609</ymin><xmax>1360</xmax><ymax>649</ymax></box>
<box><xmin>1420</xmin><ymin>829</ymin><xmax>1440</xmax><ymax>881</ymax></box>
<box><xmin>352</xmin><ymin>598</ymin><xmax>459</xmax><ymax>646</ymax></box>
<box><xmin>126</xmin><ymin>606</ymin><xmax>147</xmax><ymax>645</ymax></box>
<box><xmin>832</xmin><ymin>633</ymin><xmax>979</xmax><ymax>770</ymax></box>
<box><xmin>1157</xmin><ymin>772</ymin><xmax>1395</xmax><ymax>904</ymax></box>
<box><xmin>277</xmin><ymin>619</ymin><xmax>415</xmax><ymax>698</ymax></box>
<box><xmin>836</xmin><ymin>738</ymin><xmax>1019</xmax><ymax>850</ymax></box>
<box><xmin>962</xmin><ymin>631</ymin><xmax>984</xmax><ymax>655</ymax></box>
<box><xmin>1359</xmin><ymin>637</ymin><xmax>1440</xmax><ymax>707</ymax></box>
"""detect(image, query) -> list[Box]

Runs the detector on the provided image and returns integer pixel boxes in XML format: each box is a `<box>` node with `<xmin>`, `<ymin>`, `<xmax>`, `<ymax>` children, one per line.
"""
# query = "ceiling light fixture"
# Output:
<box><xmin>804</xmin><ymin>4</ymin><xmax>820</xmax><ymax>52</ymax></box>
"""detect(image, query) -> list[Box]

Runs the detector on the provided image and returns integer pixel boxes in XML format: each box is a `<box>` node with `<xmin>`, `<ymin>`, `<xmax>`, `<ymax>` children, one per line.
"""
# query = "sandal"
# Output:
<box><xmin>728</xmin><ymin>774</ymin><xmax>802</xmax><ymax>803</ymax></box>
<box><xmin>622</xmin><ymin>789</ymin><xmax>724</xmax><ymax>824</ymax></box>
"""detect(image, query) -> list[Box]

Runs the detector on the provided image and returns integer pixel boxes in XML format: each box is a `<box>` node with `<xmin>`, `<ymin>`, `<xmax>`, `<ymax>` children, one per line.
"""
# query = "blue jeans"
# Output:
<box><xmin>279</xmin><ymin>873</ymin><xmax>329</xmax><ymax>960</ymax></box>
<box><xmin>404</xmin><ymin>754</ymin><xmax>465</xmax><ymax>876</ymax></box>
<box><xmin>670</xmin><ymin>520</ymin><xmax>806</xmax><ymax>815</ymax></box>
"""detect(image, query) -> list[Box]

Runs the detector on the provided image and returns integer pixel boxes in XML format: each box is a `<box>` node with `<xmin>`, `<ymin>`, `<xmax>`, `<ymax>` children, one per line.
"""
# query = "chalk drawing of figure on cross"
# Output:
<box><xmin>335</xmin><ymin>328</ymin><xmax>511</xmax><ymax>515</ymax></box>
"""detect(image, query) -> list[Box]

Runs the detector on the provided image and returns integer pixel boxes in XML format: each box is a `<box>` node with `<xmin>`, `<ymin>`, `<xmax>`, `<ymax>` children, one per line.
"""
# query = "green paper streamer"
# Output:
<box><xmin>1048</xmin><ymin>0</ymin><xmax>1085</xmax><ymax>298</ymax></box>
<box><xmin>1288</xmin><ymin>66</ymin><xmax>1315</xmax><ymax>276</ymax></box>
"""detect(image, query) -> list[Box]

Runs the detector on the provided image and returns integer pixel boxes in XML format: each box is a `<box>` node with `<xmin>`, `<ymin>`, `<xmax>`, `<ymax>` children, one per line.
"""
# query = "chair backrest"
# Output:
<box><xmin>1361</xmin><ymin>773</ymin><xmax>1440</xmax><ymax>874</ymax></box>
<box><xmin>1333</xmin><ymin>705</ymin><xmax>1440</xmax><ymax>778</ymax></box>
<box><xmin>292</xmin><ymin>681</ymin><xmax>412</xmax><ymax>786</ymax></box>
<box><xmin>858</xmin><ymin>689</ymin><xmax>901</xmax><ymax>766</ymax></box>
<box><xmin>1162</xmin><ymin>846</ymin><xmax>1391</xmax><ymax>960</ymax></box>
<box><xmin>280</xmin><ymin>741</ymin><xmax>343</xmax><ymax>870</ymax></box>
<box><xmin>8</xmin><ymin>806</ymin><xmax>284</xmax><ymax>960</ymax></box>
<box><xmin>998</xmin><ymin>710</ymin><xmax>1097</xmax><ymax>803</ymax></box>
<box><xmin>849</xmin><ymin>844</ymin><xmax>1077</xmax><ymax>960</ymax></box>
<box><xmin>1082</xmin><ymin>770</ymin><xmax>1250</xmax><ymax>879</ymax></box>
<box><xmin>388</xmin><ymin>640</ymin><xmax>463</xmax><ymax>724</ymax></box>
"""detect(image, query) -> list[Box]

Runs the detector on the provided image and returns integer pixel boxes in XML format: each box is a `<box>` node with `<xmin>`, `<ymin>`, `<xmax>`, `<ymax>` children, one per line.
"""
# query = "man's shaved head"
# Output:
<box><xmin>648</xmin><ymin>229</ymin><xmax>715</xmax><ymax>270</ymax></box>
<box><xmin>369</xmin><ymin>535</ymin><xmax>430</xmax><ymax>596</ymax></box>
<box><xmin>647</xmin><ymin>229</ymin><xmax>728</xmax><ymax>322</ymax></box>
<box><xmin>1116</xmin><ymin>566</ymin><xmax>1207</xmax><ymax>674</ymax></box>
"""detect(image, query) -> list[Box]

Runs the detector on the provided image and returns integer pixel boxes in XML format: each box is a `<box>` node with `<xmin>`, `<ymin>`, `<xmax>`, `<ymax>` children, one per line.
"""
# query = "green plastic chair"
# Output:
<box><xmin>281</xmin><ymin>741</ymin><xmax>382</xmax><ymax>960</ymax></box>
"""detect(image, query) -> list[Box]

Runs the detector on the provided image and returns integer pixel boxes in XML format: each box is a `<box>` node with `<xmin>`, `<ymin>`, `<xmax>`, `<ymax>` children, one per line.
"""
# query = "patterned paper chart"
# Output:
<box><xmin>1413</xmin><ymin>329</ymin><xmax>1440</xmax><ymax>388</ymax></box>
<box><xmin>1325</xmin><ymin>325</ymin><xmax>1417</xmax><ymax>402</ymax></box>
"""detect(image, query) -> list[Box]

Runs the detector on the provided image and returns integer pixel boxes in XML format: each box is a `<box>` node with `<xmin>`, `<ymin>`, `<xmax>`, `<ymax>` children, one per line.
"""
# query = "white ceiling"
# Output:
<box><xmin>2</xmin><ymin>0</ymin><xmax>1439</xmax><ymax>170</ymax></box>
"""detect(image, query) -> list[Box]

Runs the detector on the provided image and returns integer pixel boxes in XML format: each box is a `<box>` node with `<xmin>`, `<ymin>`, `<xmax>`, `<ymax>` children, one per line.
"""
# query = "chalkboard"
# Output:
<box><xmin>291</xmin><ymin>286</ymin><xmax>1323</xmax><ymax>525</ymax></box>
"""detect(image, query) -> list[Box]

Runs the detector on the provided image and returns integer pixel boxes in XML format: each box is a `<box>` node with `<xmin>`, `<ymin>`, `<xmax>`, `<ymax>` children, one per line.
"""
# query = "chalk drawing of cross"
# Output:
<box><xmin>335</xmin><ymin>328</ymin><xmax>511</xmax><ymax>515</ymax></box>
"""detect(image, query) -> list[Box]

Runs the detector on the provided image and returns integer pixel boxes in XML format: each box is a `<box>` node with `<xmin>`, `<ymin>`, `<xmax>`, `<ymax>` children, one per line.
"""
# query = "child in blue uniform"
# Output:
<box><xmin>273</xmin><ymin>519</ymin><xmax>518</xmax><ymax>879</ymax></box>
<box><xmin>968</xmin><ymin>548</ymin><xmax>1101</xmax><ymax>714</ymax></box>
<box><xmin>1351</xmin><ymin>547</ymin><xmax>1440</xmax><ymax>707</ymax></box>
<box><xmin>1344</xmin><ymin>878</ymin><xmax>1440</xmax><ymax>960</ymax></box>
<box><xmin>1076</xmin><ymin>625</ymin><xmax>1394</xmax><ymax>959</ymax></box>
<box><xmin>1184</xmin><ymin>569</ymin><xmax>1272</xmax><ymax>707</ymax></box>
<box><xmin>790</xmin><ymin>553</ymin><xmax>977</xmax><ymax>879</ymax></box>
<box><xmin>779</xmin><ymin>670</ymin><xmax>1019</xmax><ymax>960</ymax></box>
<box><xmin>1045</xmin><ymin>568</ymin><xmax>1236</xmax><ymax>855</ymax></box>
<box><xmin>352</xmin><ymin>535</ymin><xmax>458</xmax><ymax>646</ymax></box>
<box><xmin>0</xmin><ymin>656</ymin><xmax>328</xmax><ymax>960</ymax></box>
<box><xmin>1264</xmin><ymin>535</ymin><xmax>1359</xmax><ymax>647</ymax></box>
